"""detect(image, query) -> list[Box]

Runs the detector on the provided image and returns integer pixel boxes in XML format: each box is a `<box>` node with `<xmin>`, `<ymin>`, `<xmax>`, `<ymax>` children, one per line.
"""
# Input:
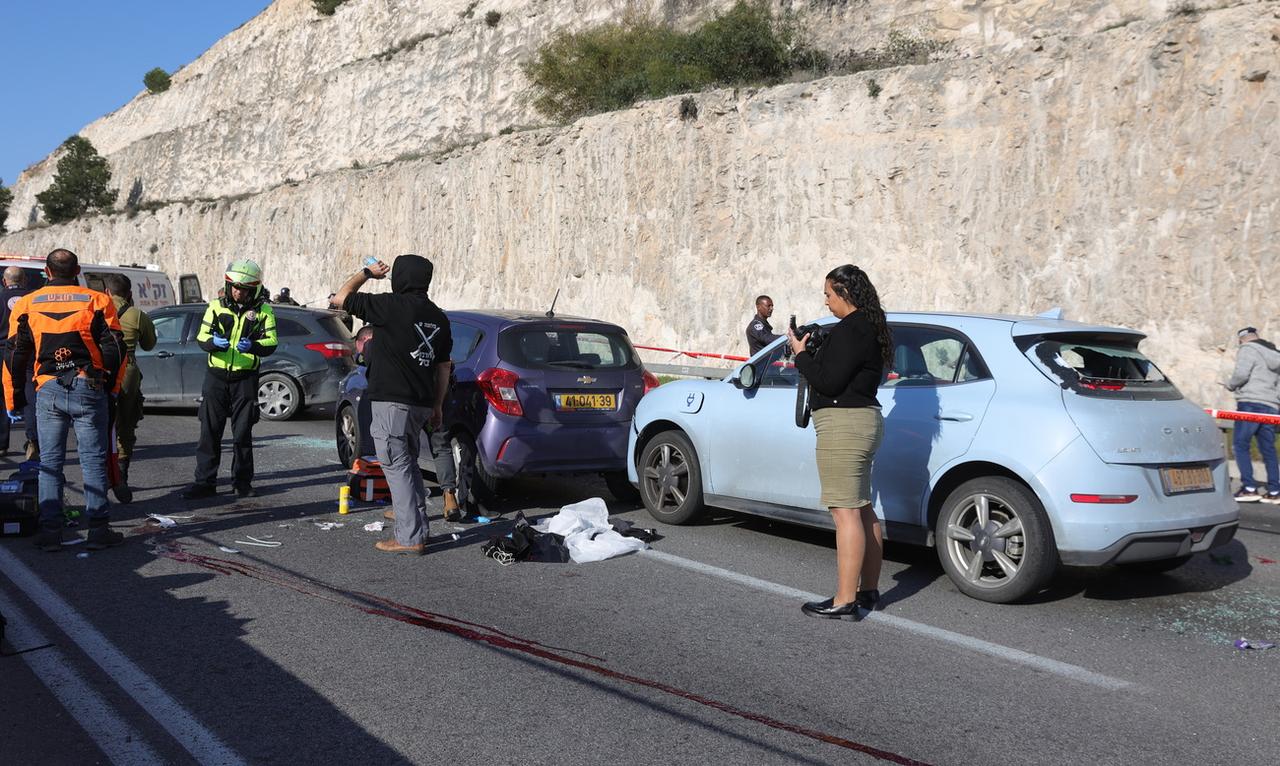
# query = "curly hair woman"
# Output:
<box><xmin>789</xmin><ymin>264</ymin><xmax>893</xmax><ymax>620</ymax></box>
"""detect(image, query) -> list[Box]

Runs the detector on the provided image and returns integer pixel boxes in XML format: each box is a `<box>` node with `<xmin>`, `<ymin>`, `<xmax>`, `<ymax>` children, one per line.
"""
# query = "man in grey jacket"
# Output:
<box><xmin>1225</xmin><ymin>326</ymin><xmax>1280</xmax><ymax>503</ymax></box>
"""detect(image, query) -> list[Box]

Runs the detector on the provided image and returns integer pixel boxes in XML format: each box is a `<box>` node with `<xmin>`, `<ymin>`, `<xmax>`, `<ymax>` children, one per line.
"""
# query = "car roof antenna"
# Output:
<box><xmin>545</xmin><ymin>288</ymin><xmax>560</xmax><ymax>318</ymax></box>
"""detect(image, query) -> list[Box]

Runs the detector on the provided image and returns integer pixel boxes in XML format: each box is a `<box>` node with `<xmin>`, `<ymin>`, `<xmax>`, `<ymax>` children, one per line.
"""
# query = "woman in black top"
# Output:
<box><xmin>789</xmin><ymin>265</ymin><xmax>893</xmax><ymax>620</ymax></box>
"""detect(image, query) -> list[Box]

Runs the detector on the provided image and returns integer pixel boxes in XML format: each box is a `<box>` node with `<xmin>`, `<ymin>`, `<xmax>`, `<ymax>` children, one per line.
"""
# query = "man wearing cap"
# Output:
<box><xmin>1225</xmin><ymin>326</ymin><xmax>1280</xmax><ymax>503</ymax></box>
<box><xmin>181</xmin><ymin>260</ymin><xmax>278</xmax><ymax>500</ymax></box>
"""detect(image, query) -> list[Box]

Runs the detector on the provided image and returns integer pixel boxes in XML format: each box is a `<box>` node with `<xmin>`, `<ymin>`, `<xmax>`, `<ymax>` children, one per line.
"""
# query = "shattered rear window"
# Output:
<box><xmin>1021</xmin><ymin>337</ymin><xmax>1182</xmax><ymax>401</ymax></box>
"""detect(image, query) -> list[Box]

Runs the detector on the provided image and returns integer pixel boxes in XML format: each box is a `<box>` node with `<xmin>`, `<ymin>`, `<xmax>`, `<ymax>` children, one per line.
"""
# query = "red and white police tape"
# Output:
<box><xmin>633</xmin><ymin>344</ymin><xmax>748</xmax><ymax>363</ymax></box>
<box><xmin>1206</xmin><ymin>408</ymin><xmax>1280</xmax><ymax>426</ymax></box>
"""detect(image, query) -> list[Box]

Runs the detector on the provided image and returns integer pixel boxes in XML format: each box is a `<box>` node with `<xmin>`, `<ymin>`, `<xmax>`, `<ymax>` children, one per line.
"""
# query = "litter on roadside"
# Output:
<box><xmin>313</xmin><ymin>521</ymin><xmax>345</xmax><ymax>531</ymax></box>
<box><xmin>1234</xmin><ymin>638</ymin><xmax>1276</xmax><ymax>650</ymax></box>
<box><xmin>76</xmin><ymin>552</ymin><xmax>89</xmax><ymax>559</ymax></box>
<box><xmin>147</xmin><ymin>514</ymin><xmax>179</xmax><ymax>528</ymax></box>
<box><xmin>234</xmin><ymin>536</ymin><xmax>282</xmax><ymax>548</ymax></box>
<box><xmin>60</xmin><ymin>538</ymin><xmax>85</xmax><ymax>546</ymax></box>
<box><xmin>534</xmin><ymin>498</ymin><xmax>649</xmax><ymax>563</ymax></box>
<box><xmin>219</xmin><ymin>546</ymin><xmax>242</xmax><ymax>554</ymax></box>
<box><xmin>362</xmin><ymin>520</ymin><xmax>386</xmax><ymax>532</ymax></box>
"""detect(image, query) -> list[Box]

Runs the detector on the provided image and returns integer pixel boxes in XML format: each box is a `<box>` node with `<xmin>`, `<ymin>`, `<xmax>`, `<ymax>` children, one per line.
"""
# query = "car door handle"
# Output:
<box><xmin>156</xmin><ymin>351</ymin><xmax>174</xmax><ymax>358</ymax></box>
<box><xmin>935</xmin><ymin>412</ymin><xmax>974</xmax><ymax>422</ymax></box>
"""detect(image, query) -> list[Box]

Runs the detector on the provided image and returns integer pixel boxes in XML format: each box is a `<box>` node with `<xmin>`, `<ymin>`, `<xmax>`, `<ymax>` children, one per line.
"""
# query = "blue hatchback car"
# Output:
<box><xmin>336</xmin><ymin>310</ymin><xmax>658</xmax><ymax>500</ymax></box>
<box><xmin>627</xmin><ymin>312</ymin><xmax>1240</xmax><ymax>603</ymax></box>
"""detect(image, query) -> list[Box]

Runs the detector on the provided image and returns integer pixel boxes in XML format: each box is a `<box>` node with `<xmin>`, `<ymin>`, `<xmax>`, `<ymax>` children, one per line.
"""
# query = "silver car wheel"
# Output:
<box><xmin>642</xmin><ymin>442</ymin><xmax>689</xmax><ymax>511</ymax></box>
<box><xmin>258</xmin><ymin>376</ymin><xmax>298</xmax><ymax>420</ymax></box>
<box><xmin>942</xmin><ymin>492</ymin><xmax>1027</xmax><ymax>589</ymax></box>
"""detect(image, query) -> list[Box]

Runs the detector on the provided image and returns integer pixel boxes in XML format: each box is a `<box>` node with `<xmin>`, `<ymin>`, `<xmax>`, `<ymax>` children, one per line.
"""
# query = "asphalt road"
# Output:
<box><xmin>2</xmin><ymin>406</ymin><xmax>1278</xmax><ymax>765</ymax></box>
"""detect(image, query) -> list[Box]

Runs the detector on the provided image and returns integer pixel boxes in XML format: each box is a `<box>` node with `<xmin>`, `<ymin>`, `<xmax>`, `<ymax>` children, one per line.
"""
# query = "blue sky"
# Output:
<box><xmin>0</xmin><ymin>0</ymin><xmax>272</xmax><ymax>187</ymax></box>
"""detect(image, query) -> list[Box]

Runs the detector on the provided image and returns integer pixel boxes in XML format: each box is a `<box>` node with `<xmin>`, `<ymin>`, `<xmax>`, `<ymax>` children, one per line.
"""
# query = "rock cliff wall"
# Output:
<box><xmin>2</xmin><ymin>0</ymin><xmax>1278</xmax><ymax>408</ymax></box>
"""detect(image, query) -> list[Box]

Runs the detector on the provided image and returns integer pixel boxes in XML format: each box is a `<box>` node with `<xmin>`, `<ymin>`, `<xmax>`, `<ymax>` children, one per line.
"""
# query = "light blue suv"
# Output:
<box><xmin>627</xmin><ymin>312</ymin><xmax>1240</xmax><ymax>603</ymax></box>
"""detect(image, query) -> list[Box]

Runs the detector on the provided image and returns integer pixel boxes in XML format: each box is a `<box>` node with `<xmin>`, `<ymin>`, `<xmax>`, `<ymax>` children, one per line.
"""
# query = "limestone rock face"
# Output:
<box><xmin>2</xmin><ymin>0</ymin><xmax>1278</xmax><ymax>409</ymax></box>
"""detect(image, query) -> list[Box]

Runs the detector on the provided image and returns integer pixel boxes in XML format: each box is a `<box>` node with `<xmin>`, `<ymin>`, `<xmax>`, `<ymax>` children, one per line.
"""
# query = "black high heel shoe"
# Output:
<box><xmin>801</xmin><ymin>598</ymin><xmax>863</xmax><ymax>620</ymax></box>
<box><xmin>854</xmin><ymin>589</ymin><xmax>880</xmax><ymax>611</ymax></box>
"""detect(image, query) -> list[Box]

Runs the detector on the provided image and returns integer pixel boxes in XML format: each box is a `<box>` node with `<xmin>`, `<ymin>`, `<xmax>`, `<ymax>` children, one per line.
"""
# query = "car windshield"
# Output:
<box><xmin>498</xmin><ymin>326</ymin><xmax>638</xmax><ymax>370</ymax></box>
<box><xmin>1021</xmin><ymin>336</ymin><xmax>1181</xmax><ymax>400</ymax></box>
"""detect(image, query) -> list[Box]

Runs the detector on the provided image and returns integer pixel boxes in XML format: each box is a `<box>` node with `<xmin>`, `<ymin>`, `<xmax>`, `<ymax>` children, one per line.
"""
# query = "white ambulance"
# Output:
<box><xmin>0</xmin><ymin>254</ymin><xmax>203</xmax><ymax>310</ymax></box>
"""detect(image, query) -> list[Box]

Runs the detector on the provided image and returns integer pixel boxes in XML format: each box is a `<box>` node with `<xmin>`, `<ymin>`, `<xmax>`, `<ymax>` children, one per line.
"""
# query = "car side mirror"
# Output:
<box><xmin>735</xmin><ymin>363</ymin><xmax>757</xmax><ymax>390</ymax></box>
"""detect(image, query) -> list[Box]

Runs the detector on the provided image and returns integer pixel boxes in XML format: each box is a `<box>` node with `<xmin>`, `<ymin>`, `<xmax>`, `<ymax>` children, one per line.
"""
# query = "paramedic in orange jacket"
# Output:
<box><xmin>5</xmin><ymin>249</ymin><xmax>126</xmax><ymax>552</ymax></box>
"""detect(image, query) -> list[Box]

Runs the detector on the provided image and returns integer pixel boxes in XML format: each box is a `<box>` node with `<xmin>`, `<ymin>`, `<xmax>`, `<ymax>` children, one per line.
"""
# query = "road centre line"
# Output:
<box><xmin>0</xmin><ymin>587</ymin><xmax>166</xmax><ymax>765</ymax></box>
<box><xmin>639</xmin><ymin>549</ymin><xmax>1135</xmax><ymax>692</ymax></box>
<box><xmin>0</xmin><ymin>547</ymin><xmax>248</xmax><ymax>766</ymax></box>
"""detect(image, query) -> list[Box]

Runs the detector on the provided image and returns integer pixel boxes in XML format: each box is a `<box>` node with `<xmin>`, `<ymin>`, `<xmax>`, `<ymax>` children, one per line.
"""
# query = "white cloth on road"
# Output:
<box><xmin>535</xmin><ymin>498</ymin><xmax>647</xmax><ymax>563</ymax></box>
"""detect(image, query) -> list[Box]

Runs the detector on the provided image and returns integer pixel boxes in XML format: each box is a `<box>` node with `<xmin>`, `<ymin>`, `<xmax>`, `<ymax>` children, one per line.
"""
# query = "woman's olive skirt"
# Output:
<box><xmin>812</xmin><ymin>407</ymin><xmax>884</xmax><ymax>509</ymax></box>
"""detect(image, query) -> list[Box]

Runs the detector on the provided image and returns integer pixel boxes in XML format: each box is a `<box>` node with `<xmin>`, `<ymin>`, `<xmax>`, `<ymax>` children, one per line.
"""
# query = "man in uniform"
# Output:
<box><xmin>275</xmin><ymin>287</ymin><xmax>300</xmax><ymax>306</ymax></box>
<box><xmin>102</xmin><ymin>274</ymin><xmax>156</xmax><ymax>503</ymax></box>
<box><xmin>0</xmin><ymin>266</ymin><xmax>37</xmax><ymax>459</ymax></box>
<box><xmin>746</xmin><ymin>294</ymin><xmax>781</xmax><ymax>356</ymax></box>
<box><xmin>5</xmin><ymin>249</ymin><xmax>125</xmax><ymax>551</ymax></box>
<box><xmin>180</xmin><ymin>260</ymin><xmax>278</xmax><ymax>500</ymax></box>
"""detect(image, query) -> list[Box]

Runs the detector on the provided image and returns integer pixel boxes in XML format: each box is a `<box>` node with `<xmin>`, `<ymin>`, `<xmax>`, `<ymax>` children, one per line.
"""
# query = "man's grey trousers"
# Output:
<box><xmin>370</xmin><ymin>400</ymin><xmax>430</xmax><ymax>546</ymax></box>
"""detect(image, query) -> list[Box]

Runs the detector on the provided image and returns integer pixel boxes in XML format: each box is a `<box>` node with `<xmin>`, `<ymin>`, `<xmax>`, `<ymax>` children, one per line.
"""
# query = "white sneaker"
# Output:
<box><xmin>1262</xmin><ymin>492</ymin><xmax>1280</xmax><ymax>505</ymax></box>
<box><xmin>1235</xmin><ymin>487</ymin><xmax>1263</xmax><ymax>502</ymax></box>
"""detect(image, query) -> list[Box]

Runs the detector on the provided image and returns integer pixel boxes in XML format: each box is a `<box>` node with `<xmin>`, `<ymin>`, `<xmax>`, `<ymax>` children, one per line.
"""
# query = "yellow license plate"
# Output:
<box><xmin>1159</xmin><ymin>465</ymin><xmax>1214</xmax><ymax>495</ymax></box>
<box><xmin>556</xmin><ymin>393</ymin><xmax>616</xmax><ymax>411</ymax></box>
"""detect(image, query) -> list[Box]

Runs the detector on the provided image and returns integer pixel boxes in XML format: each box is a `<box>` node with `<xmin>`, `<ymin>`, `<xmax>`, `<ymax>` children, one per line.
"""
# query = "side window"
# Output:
<box><xmin>276</xmin><ymin>319</ymin><xmax>311</xmax><ymax>338</ymax></box>
<box><xmin>83</xmin><ymin>273</ymin><xmax>107</xmax><ymax>293</ymax></box>
<box><xmin>153</xmin><ymin>314</ymin><xmax>185</xmax><ymax>343</ymax></box>
<box><xmin>450</xmin><ymin>322</ymin><xmax>483</xmax><ymax>363</ymax></box>
<box><xmin>756</xmin><ymin>343</ymin><xmax>800</xmax><ymax>388</ymax></box>
<box><xmin>884</xmin><ymin>326</ymin><xmax>986</xmax><ymax>387</ymax></box>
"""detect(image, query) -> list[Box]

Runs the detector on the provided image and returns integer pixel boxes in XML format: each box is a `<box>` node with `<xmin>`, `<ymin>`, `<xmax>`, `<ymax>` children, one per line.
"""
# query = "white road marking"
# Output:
<box><xmin>0</xmin><ymin>587</ymin><xmax>166</xmax><ymax>765</ymax></box>
<box><xmin>0</xmin><ymin>547</ymin><xmax>249</xmax><ymax>766</ymax></box>
<box><xmin>640</xmin><ymin>548</ymin><xmax>1135</xmax><ymax>691</ymax></box>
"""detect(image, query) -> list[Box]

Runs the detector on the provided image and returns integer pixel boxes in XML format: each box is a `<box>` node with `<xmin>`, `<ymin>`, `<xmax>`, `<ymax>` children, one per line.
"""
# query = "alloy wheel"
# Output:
<box><xmin>259</xmin><ymin>379</ymin><xmax>295</xmax><ymax>419</ymax></box>
<box><xmin>642</xmin><ymin>442</ymin><xmax>690</xmax><ymax>512</ymax></box>
<box><xmin>942</xmin><ymin>492</ymin><xmax>1027</xmax><ymax>589</ymax></box>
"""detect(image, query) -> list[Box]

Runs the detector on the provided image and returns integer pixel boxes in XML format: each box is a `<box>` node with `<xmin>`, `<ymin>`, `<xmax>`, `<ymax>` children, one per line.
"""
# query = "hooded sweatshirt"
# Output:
<box><xmin>1226</xmin><ymin>339</ymin><xmax>1280</xmax><ymax>408</ymax></box>
<box><xmin>343</xmin><ymin>254</ymin><xmax>452</xmax><ymax>406</ymax></box>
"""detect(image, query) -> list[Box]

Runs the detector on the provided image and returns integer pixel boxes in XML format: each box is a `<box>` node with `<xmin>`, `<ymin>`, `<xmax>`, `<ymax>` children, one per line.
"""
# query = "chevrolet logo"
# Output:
<box><xmin>576</xmin><ymin>375</ymin><xmax>597</xmax><ymax>384</ymax></box>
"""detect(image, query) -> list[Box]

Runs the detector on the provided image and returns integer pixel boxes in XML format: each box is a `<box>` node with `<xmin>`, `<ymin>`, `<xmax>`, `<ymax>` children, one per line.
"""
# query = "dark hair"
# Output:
<box><xmin>826</xmin><ymin>264</ymin><xmax>893</xmax><ymax>368</ymax></box>
<box><xmin>755</xmin><ymin>294</ymin><xmax>772</xmax><ymax>306</ymax></box>
<box><xmin>102</xmin><ymin>273</ymin><xmax>132</xmax><ymax>299</ymax></box>
<box><xmin>46</xmin><ymin>248</ymin><xmax>79</xmax><ymax>279</ymax></box>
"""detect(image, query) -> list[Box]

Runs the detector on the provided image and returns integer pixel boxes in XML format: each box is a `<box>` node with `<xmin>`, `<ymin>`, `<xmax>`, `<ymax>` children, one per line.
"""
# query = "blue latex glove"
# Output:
<box><xmin>6</xmin><ymin>410</ymin><xmax>21</xmax><ymax>424</ymax></box>
<box><xmin>211</xmin><ymin>335</ymin><xmax>230</xmax><ymax>350</ymax></box>
<box><xmin>236</xmin><ymin>337</ymin><xmax>253</xmax><ymax>353</ymax></box>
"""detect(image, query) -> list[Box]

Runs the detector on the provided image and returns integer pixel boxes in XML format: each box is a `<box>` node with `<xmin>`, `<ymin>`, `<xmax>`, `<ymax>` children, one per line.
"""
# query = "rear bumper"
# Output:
<box><xmin>479</xmin><ymin>414</ymin><xmax>629</xmax><ymax>477</ymax></box>
<box><xmin>1059</xmin><ymin>520</ymin><xmax>1238</xmax><ymax>566</ymax></box>
<box><xmin>298</xmin><ymin>363</ymin><xmax>352</xmax><ymax>407</ymax></box>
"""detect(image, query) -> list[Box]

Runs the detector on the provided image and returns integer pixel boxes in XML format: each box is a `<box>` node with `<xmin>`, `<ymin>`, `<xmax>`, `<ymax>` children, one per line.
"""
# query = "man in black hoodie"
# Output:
<box><xmin>332</xmin><ymin>254</ymin><xmax>452</xmax><ymax>555</ymax></box>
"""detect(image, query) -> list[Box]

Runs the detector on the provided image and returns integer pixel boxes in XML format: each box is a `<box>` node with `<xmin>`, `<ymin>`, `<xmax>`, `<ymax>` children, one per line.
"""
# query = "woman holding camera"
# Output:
<box><xmin>789</xmin><ymin>264</ymin><xmax>893</xmax><ymax>620</ymax></box>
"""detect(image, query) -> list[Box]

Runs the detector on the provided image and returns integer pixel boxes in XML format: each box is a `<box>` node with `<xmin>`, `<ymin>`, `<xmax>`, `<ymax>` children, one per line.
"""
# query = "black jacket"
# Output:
<box><xmin>793</xmin><ymin>310</ymin><xmax>883</xmax><ymax>410</ymax></box>
<box><xmin>343</xmin><ymin>255</ymin><xmax>452</xmax><ymax>407</ymax></box>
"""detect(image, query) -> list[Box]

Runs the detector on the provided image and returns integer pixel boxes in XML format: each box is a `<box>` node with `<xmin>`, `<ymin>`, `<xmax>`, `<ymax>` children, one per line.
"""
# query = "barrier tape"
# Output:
<box><xmin>634</xmin><ymin>344</ymin><xmax>749</xmax><ymax>363</ymax></box>
<box><xmin>1206</xmin><ymin>408</ymin><xmax>1280</xmax><ymax>427</ymax></box>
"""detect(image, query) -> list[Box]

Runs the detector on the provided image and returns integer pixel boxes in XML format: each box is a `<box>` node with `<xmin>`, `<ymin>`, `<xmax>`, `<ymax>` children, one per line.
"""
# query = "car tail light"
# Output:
<box><xmin>1070</xmin><ymin>494</ymin><xmax>1138</xmax><ymax>504</ymax></box>
<box><xmin>642</xmin><ymin>368</ymin><xmax>660</xmax><ymax>395</ymax></box>
<box><xmin>305</xmin><ymin>342</ymin><xmax>352</xmax><ymax>359</ymax></box>
<box><xmin>1079</xmin><ymin>378</ymin><xmax>1125</xmax><ymax>391</ymax></box>
<box><xmin>478</xmin><ymin>367</ymin><xmax>523</xmax><ymax>416</ymax></box>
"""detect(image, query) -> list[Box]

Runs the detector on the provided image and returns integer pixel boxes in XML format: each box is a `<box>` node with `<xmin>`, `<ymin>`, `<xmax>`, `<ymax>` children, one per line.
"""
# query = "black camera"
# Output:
<box><xmin>789</xmin><ymin>315</ymin><xmax>829</xmax><ymax>355</ymax></box>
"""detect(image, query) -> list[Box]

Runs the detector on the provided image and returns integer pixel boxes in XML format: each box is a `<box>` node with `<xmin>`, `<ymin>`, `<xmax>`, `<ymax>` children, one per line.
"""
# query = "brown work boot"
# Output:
<box><xmin>374</xmin><ymin>538</ymin><xmax>425</xmax><ymax>556</ymax></box>
<box><xmin>24</xmin><ymin>440</ymin><xmax>38</xmax><ymax>462</ymax></box>
<box><xmin>442</xmin><ymin>490</ymin><xmax>462</xmax><ymax>521</ymax></box>
<box><xmin>382</xmin><ymin>509</ymin><xmax>396</xmax><ymax>521</ymax></box>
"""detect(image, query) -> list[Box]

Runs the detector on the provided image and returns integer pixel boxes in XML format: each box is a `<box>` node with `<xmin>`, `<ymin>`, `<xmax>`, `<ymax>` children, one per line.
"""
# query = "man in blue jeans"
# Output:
<box><xmin>5</xmin><ymin>249</ymin><xmax>125</xmax><ymax>551</ymax></box>
<box><xmin>1225</xmin><ymin>326</ymin><xmax>1280</xmax><ymax>503</ymax></box>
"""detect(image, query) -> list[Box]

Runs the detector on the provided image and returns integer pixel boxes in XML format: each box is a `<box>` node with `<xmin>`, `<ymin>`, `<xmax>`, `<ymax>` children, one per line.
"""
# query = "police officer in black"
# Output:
<box><xmin>746</xmin><ymin>294</ymin><xmax>781</xmax><ymax>356</ymax></box>
<box><xmin>0</xmin><ymin>266</ymin><xmax>37</xmax><ymax>459</ymax></box>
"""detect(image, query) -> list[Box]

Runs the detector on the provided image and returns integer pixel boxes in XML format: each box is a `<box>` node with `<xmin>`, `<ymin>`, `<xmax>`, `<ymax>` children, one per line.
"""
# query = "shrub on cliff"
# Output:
<box><xmin>143</xmin><ymin>67</ymin><xmax>171</xmax><ymax>94</ymax></box>
<box><xmin>524</xmin><ymin>1</ymin><xmax>826</xmax><ymax>122</ymax></box>
<box><xmin>35</xmin><ymin>136</ymin><xmax>116</xmax><ymax>225</ymax></box>
<box><xmin>0</xmin><ymin>179</ymin><xmax>12</xmax><ymax>234</ymax></box>
<box><xmin>313</xmin><ymin>0</ymin><xmax>348</xmax><ymax>16</ymax></box>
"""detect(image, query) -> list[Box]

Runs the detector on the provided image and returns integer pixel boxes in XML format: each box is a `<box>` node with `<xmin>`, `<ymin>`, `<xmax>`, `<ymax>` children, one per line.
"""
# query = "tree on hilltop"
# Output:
<box><xmin>35</xmin><ymin>136</ymin><xmax>116</xmax><ymax>225</ymax></box>
<box><xmin>144</xmin><ymin>67</ymin><xmax>171</xmax><ymax>94</ymax></box>
<box><xmin>0</xmin><ymin>179</ymin><xmax>12</xmax><ymax>234</ymax></box>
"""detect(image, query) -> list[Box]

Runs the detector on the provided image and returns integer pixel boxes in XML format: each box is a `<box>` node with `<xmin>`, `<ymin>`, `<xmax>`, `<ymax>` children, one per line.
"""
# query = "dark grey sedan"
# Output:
<box><xmin>135</xmin><ymin>305</ymin><xmax>357</xmax><ymax>421</ymax></box>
